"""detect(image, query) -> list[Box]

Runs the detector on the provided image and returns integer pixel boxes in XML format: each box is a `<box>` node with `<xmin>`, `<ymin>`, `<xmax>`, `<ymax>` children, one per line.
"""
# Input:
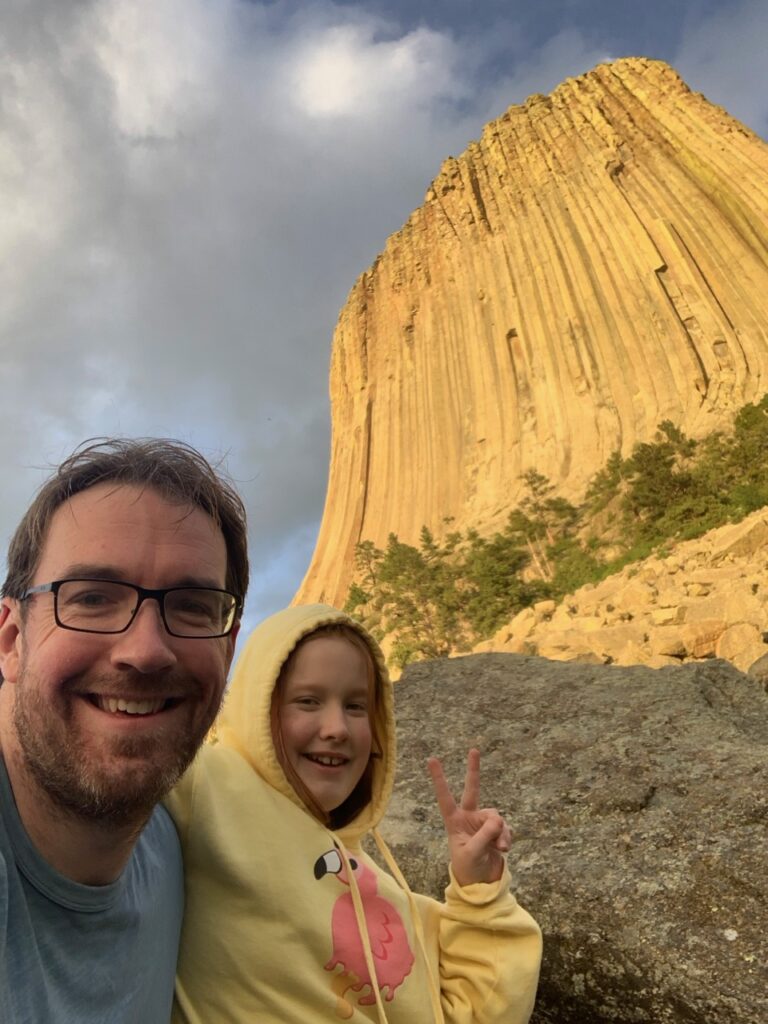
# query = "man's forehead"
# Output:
<box><xmin>35</xmin><ymin>482</ymin><xmax>227</xmax><ymax>577</ymax></box>
<box><xmin>56</xmin><ymin>482</ymin><xmax>203</xmax><ymax>522</ymax></box>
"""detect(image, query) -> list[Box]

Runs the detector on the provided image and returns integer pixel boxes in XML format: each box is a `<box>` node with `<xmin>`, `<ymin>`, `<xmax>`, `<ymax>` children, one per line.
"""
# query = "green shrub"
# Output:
<box><xmin>345</xmin><ymin>394</ymin><xmax>768</xmax><ymax>667</ymax></box>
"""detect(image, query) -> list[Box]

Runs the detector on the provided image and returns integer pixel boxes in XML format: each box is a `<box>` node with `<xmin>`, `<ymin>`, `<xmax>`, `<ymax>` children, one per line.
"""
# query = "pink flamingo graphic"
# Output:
<box><xmin>314</xmin><ymin>847</ymin><xmax>415</xmax><ymax>1017</ymax></box>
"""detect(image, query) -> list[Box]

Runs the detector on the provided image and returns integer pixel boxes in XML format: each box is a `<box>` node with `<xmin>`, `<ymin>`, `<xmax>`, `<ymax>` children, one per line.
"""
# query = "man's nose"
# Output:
<box><xmin>109</xmin><ymin>600</ymin><xmax>178</xmax><ymax>674</ymax></box>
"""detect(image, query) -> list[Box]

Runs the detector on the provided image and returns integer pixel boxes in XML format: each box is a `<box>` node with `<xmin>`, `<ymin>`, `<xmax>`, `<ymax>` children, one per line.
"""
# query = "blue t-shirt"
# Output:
<box><xmin>0</xmin><ymin>755</ymin><xmax>183</xmax><ymax>1023</ymax></box>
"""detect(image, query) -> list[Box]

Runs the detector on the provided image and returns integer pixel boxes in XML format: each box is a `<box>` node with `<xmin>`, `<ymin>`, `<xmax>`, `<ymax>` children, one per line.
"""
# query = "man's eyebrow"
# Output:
<box><xmin>59</xmin><ymin>564</ymin><xmax>130</xmax><ymax>582</ymax></box>
<box><xmin>170</xmin><ymin>574</ymin><xmax>229</xmax><ymax>591</ymax></box>
<box><xmin>56</xmin><ymin>565</ymin><xmax>226</xmax><ymax>589</ymax></box>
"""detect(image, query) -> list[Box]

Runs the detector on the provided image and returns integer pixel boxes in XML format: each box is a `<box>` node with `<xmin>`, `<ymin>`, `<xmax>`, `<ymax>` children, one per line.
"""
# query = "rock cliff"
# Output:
<box><xmin>381</xmin><ymin>653</ymin><xmax>768</xmax><ymax>1023</ymax></box>
<box><xmin>296</xmin><ymin>57</ymin><xmax>768</xmax><ymax>609</ymax></box>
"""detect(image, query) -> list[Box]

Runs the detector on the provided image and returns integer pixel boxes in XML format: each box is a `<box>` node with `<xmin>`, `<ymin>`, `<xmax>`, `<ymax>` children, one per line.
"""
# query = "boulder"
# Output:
<box><xmin>747</xmin><ymin>652</ymin><xmax>768</xmax><ymax>689</ymax></box>
<box><xmin>654</xmin><ymin>587</ymin><xmax>682</xmax><ymax>608</ymax></box>
<box><xmin>644</xmin><ymin>653</ymin><xmax>681</xmax><ymax>668</ymax></box>
<box><xmin>679</xmin><ymin>619</ymin><xmax>727</xmax><ymax>658</ymax></box>
<box><xmin>716</xmin><ymin>623</ymin><xmax>766</xmax><ymax>671</ymax></box>
<box><xmin>533</xmin><ymin>600</ymin><xmax>557</xmax><ymax>622</ymax></box>
<box><xmin>510</xmin><ymin>606</ymin><xmax>537</xmax><ymax>637</ymax></box>
<box><xmin>709</xmin><ymin>515</ymin><xmax>768</xmax><ymax>561</ymax></box>
<box><xmin>649</xmin><ymin>606</ymin><xmax>684</xmax><ymax>626</ymax></box>
<box><xmin>686</xmin><ymin>590</ymin><xmax>766</xmax><ymax>625</ymax></box>
<box><xmin>382</xmin><ymin>653</ymin><xmax>767</xmax><ymax>1023</ymax></box>
<box><xmin>582</xmin><ymin>625</ymin><xmax>648</xmax><ymax>664</ymax></box>
<box><xmin>648</xmin><ymin>625</ymin><xmax>685</xmax><ymax>658</ymax></box>
<box><xmin>535</xmin><ymin>630</ymin><xmax>606</xmax><ymax>663</ymax></box>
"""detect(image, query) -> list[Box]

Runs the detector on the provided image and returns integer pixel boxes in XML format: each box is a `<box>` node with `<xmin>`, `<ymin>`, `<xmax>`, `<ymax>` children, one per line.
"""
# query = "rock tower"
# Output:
<box><xmin>296</xmin><ymin>57</ymin><xmax>768</xmax><ymax>608</ymax></box>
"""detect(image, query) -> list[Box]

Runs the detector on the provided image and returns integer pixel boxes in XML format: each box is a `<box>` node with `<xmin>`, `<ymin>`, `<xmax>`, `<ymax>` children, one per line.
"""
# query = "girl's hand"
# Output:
<box><xmin>427</xmin><ymin>748</ymin><xmax>511</xmax><ymax>887</ymax></box>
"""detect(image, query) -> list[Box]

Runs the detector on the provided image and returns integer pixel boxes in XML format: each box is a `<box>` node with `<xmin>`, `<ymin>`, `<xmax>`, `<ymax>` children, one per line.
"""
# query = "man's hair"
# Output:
<box><xmin>2</xmin><ymin>438</ymin><xmax>249</xmax><ymax>606</ymax></box>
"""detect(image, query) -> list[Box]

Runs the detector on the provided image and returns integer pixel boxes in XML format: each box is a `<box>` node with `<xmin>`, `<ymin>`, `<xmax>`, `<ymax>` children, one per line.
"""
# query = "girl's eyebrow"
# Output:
<box><xmin>288</xmin><ymin>680</ymin><xmax>369</xmax><ymax>698</ymax></box>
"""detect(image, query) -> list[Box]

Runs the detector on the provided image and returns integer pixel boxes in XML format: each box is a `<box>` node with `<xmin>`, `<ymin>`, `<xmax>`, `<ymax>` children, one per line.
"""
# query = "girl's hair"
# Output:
<box><xmin>270</xmin><ymin>621</ymin><xmax>384</xmax><ymax>830</ymax></box>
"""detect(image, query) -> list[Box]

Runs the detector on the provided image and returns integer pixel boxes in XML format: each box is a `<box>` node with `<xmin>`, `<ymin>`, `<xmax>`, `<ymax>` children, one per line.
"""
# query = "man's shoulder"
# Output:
<box><xmin>145</xmin><ymin>801</ymin><xmax>180</xmax><ymax>840</ymax></box>
<box><xmin>134</xmin><ymin>803</ymin><xmax>183</xmax><ymax>875</ymax></box>
<box><xmin>0</xmin><ymin>756</ymin><xmax>20</xmax><ymax>860</ymax></box>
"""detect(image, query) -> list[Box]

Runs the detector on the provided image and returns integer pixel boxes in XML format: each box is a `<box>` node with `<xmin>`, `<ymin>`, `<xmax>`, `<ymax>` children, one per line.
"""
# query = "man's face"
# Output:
<box><xmin>0</xmin><ymin>483</ymin><xmax>236</xmax><ymax>824</ymax></box>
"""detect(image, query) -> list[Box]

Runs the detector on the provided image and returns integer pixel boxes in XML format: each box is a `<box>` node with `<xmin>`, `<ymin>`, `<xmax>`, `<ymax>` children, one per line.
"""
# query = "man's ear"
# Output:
<box><xmin>0</xmin><ymin>600</ymin><xmax>22</xmax><ymax>684</ymax></box>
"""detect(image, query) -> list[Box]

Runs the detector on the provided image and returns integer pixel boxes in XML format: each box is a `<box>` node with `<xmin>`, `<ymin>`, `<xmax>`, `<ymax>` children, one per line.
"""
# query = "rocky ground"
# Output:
<box><xmin>379</xmin><ymin>652</ymin><xmax>767</xmax><ymax>1024</ymax></box>
<box><xmin>475</xmin><ymin>509</ymin><xmax>768</xmax><ymax>675</ymax></box>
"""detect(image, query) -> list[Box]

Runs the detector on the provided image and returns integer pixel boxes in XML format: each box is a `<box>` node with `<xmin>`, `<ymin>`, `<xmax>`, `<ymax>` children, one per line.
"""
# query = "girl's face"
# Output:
<box><xmin>277</xmin><ymin>635</ymin><xmax>373</xmax><ymax>813</ymax></box>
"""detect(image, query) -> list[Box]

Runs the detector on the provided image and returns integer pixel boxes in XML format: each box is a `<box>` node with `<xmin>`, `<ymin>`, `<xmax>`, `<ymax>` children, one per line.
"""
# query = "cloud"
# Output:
<box><xmin>0</xmin><ymin>0</ymin><xmax>481</xmax><ymax>620</ymax></box>
<box><xmin>673</xmin><ymin>0</ymin><xmax>768</xmax><ymax>137</ymax></box>
<box><xmin>88</xmin><ymin>0</ymin><xmax>224</xmax><ymax>140</ymax></box>
<box><xmin>466</xmin><ymin>25</ymin><xmax>611</xmax><ymax>127</ymax></box>
<box><xmin>0</xmin><ymin>0</ymin><xmax>763</xmax><ymax>630</ymax></box>
<box><xmin>289</xmin><ymin>22</ymin><xmax>465</xmax><ymax>119</ymax></box>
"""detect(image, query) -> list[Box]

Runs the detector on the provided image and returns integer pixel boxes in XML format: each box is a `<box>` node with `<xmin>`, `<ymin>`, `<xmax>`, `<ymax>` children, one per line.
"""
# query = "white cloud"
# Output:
<box><xmin>87</xmin><ymin>0</ymin><xmax>225</xmax><ymax>140</ymax></box>
<box><xmin>289</xmin><ymin>22</ymin><xmax>463</xmax><ymax>119</ymax></box>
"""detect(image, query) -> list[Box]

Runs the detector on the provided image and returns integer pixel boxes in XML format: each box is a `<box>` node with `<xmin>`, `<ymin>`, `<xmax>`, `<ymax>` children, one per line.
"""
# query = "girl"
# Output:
<box><xmin>166</xmin><ymin>604</ymin><xmax>541</xmax><ymax>1023</ymax></box>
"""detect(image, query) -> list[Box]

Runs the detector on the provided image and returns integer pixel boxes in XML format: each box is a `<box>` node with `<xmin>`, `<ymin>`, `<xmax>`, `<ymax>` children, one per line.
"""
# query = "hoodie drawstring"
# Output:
<box><xmin>337</xmin><ymin>843</ymin><xmax>390</xmax><ymax>1024</ymax></box>
<box><xmin>336</xmin><ymin>833</ymin><xmax>445</xmax><ymax>1024</ymax></box>
<box><xmin>372</xmin><ymin>828</ymin><xmax>445</xmax><ymax>1024</ymax></box>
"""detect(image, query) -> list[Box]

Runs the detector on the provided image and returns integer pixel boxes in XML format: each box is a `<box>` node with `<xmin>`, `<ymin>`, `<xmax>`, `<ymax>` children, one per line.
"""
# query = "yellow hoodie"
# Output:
<box><xmin>165</xmin><ymin>605</ymin><xmax>542</xmax><ymax>1024</ymax></box>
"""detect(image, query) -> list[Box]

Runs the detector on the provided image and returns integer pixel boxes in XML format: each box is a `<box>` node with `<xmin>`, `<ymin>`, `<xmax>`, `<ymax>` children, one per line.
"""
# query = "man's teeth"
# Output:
<box><xmin>308</xmin><ymin>754</ymin><xmax>347</xmax><ymax>766</ymax></box>
<box><xmin>97</xmin><ymin>697</ymin><xmax>166</xmax><ymax>715</ymax></box>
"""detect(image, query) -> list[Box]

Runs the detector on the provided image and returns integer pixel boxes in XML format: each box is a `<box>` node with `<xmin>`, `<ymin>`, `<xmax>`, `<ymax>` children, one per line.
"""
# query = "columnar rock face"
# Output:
<box><xmin>296</xmin><ymin>57</ymin><xmax>768</xmax><ymax>609</ymax></box>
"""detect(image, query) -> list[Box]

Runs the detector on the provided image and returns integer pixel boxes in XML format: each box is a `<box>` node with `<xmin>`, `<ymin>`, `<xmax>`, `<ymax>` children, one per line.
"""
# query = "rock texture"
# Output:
<box><xmin>296</xmin><ymin>57</ymin><xmax>768</xmax><ymax>609</ymax></box>
<box><xmin>378</xmin><ymin>653</ymin><xmax>767</xmax><ymax>1023</ymax></box>
<box><xmin>480</xmin><ymin>507</ymin><xmax>768</xmax><ymax>672</ymax></box>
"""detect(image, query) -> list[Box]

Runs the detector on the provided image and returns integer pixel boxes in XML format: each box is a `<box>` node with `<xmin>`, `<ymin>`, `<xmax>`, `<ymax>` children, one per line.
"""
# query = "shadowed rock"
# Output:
<box><xmin>380</xmin><ymin>653</ymin><xmax>767</xmax><ymax>1023</ymax></box>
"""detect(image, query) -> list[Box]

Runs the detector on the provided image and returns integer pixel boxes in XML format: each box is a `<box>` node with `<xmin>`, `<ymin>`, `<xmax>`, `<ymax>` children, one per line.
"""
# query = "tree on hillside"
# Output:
<box><xmin>345</xmin><ymin>529</ymin><xmax>468</xmax><ymax>668</ymax></box>
<box><xmin>461</xmin><ymin>528</ymin><xmax>547</xmax><ymax>637</ymax></box>
<box><xmin>621</xmin><ymin>422</ymin><xmax>699</xmax><ymax>533</ymax></box>
<box><xmin>506</xmin><ymin>471</ymin><xmax>579</xmax><ymax>579</ymax></box>
<box><xmin>345</xmin><ymin>395</ymin><xmax>768</xmax><ymax>665</ymax></box>
<box><xmin>584</xmin><ymin>450</ymin><xmax>624</xmax><ymax>510</ymax></box>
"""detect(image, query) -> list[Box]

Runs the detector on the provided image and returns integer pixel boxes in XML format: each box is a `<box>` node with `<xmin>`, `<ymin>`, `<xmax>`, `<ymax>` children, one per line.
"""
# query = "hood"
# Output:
<box><xmin>215</xmin><ymin>604</ymin><xmax>396</xmax><ymax>842</ymax></box>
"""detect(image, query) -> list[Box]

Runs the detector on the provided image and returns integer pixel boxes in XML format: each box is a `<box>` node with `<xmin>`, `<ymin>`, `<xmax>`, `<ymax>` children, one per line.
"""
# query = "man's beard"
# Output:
<box><xmin>12</xmin><ymin>669</ymin><xmax>211</xmax><ymax>828</ymax></box>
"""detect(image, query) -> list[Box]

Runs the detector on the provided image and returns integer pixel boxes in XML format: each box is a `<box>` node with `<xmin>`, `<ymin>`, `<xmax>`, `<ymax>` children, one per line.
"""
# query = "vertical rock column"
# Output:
<box><xmin>296</xmin><ymin>57</ymin><xmax>768</xmax><ymax>608</ymax></box>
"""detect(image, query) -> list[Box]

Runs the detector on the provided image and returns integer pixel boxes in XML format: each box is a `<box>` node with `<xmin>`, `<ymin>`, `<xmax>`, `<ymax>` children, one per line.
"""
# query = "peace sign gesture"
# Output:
<box><xmin>427</xmin><ymin>748</ymin><xmax>511</xmax><ymax>888</ymax></box>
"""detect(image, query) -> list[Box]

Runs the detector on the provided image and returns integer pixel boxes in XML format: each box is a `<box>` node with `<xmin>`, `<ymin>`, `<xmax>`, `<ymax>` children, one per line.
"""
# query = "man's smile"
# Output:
<box><xmin>89</xmin><ymin>695</ymin><xmax>180</xmax><ymax>716</ymax></box>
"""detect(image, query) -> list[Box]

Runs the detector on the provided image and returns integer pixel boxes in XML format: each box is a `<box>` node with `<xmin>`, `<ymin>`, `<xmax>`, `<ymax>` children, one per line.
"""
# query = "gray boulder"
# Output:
<box><xmin>380</xmin><ymin>654</ymin><xmax>767</xmax><ymax>1023</ymax></box>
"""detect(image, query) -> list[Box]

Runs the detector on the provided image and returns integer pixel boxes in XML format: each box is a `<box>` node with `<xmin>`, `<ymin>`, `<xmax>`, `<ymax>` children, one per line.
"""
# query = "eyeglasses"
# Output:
<box><xmin>20</xmin><ymin>579</ymin><xmax>241</xmax><ymax>638</ymax></box>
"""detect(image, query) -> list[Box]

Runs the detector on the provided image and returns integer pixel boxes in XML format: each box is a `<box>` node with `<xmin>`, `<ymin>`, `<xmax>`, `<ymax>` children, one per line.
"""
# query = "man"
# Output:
<box><xmin>0</xmin><ymin>438</ymin><xmax>248</xmax><ymax>1022</ymax></box>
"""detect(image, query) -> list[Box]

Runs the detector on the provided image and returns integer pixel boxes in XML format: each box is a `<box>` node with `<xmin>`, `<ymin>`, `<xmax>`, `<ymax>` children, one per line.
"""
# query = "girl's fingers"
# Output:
<box><xmin>460</xmin><ymin>748</ymin><xmax>481</xmax><ymax>811</ymax></box>
<box><xmin>465</xmin><ymin>811</ymin><xmax>506</xmax><ymax>855</ymax></box>
<box><xmin>496</xmin><ymin>822</ymin><xmax>512</xmax><ymax>853</ymax></box>
<box><xmin>427</xmin><ymin>756</ymin><xmax>458</xmax><ymax>820</ymax></box>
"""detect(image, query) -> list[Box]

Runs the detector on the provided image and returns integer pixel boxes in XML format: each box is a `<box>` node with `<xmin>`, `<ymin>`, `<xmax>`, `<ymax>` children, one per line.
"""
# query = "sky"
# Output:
<box><xmin>1</xmin><ymin>0</ymin><xmax>767</xmax><ymax>642</ymax></box>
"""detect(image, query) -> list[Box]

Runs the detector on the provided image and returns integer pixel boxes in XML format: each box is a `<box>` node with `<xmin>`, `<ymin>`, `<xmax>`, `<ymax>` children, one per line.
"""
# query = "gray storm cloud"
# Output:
<box><xmin>0</xmin><ymin>0</ymin><xmax>765</xmax><ymax>632</ymax></box>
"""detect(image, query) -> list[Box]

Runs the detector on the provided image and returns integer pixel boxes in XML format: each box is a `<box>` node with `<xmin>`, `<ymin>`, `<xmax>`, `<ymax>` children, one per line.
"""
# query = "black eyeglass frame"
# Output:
<box><xmin>20</xmin><ymin>578</ymin><xmax>242</xmax><ymax>639</ymax></box>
